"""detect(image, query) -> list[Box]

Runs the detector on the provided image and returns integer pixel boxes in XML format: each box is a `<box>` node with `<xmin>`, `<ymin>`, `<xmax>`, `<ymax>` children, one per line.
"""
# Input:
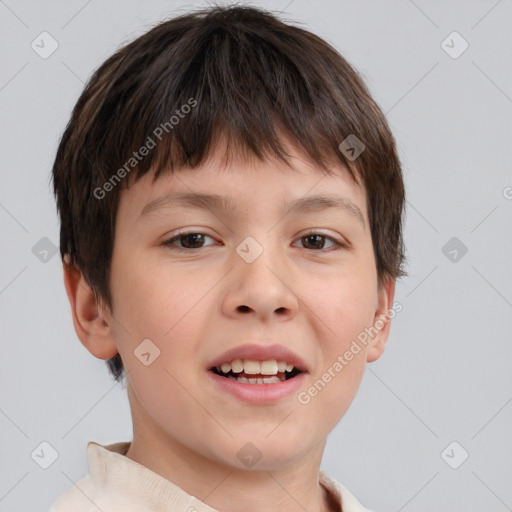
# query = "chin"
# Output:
<box><xmin>230</xmin><ymin>436</ymin><xmax>310</xmax><ymax>471</ymax></box>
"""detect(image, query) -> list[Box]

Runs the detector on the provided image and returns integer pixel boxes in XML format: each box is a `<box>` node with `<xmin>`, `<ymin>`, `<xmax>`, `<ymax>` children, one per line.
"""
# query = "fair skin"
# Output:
<box><xmin>64</xmin><ymin>136</ymin><xmax>395</xmax><ymax>512</ymax></box>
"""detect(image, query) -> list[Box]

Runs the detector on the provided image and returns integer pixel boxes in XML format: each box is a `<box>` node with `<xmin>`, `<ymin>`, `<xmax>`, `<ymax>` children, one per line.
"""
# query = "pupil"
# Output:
<box><xmin>182</xmin><ymin>233</ymin><xmax>204</xmax><ymax>248</ymax></box>
<box><xmin>304</xmin><ymin>235</ymin><xmax>324</xmax><ymax>249</ymax></box>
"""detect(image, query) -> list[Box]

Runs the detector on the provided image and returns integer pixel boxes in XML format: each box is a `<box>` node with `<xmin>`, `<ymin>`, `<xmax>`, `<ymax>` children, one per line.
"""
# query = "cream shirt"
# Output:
<box><xmin>49</xmin><ymin>441</ymin><xmax>372</xmax><ymax>512</ymax></box>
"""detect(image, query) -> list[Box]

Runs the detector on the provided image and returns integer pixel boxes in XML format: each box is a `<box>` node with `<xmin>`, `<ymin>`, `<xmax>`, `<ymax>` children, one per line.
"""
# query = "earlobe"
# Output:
<box><xmin>366</xmin><ymin>278</ymin><xmax>396</xmax><ymax>363</ymax></box>
<box><xmin>62</xmin><ymin>259</ymin><xmax>119</xmax><ymax>360</ymax></box>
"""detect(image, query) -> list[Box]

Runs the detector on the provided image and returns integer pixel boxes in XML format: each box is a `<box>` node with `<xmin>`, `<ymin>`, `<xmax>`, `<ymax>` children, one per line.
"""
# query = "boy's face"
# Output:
<box><xmin>76</xmin><ymin>137</ymin><xmax>394</xmax><ymax>470</ymax></box>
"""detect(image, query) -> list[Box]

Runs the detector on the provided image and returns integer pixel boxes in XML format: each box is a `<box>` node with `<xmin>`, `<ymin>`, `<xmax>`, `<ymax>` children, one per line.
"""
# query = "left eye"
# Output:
<box><xmin>294</xmin><ymin>233</ymin><xmax>342</xmax><ymax>250</ymax></box>
<box><xmin>163</xmin><ymin>232</ymin><xmax>217</xmax><ymax>250</ymax></box>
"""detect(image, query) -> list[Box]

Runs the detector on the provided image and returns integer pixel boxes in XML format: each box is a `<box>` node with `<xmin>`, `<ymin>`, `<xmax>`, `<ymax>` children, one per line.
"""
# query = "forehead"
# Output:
<box><xmin>119</xmin><ymin>136</ymin><xmax>367</xmax><ymax>224</ymax></box>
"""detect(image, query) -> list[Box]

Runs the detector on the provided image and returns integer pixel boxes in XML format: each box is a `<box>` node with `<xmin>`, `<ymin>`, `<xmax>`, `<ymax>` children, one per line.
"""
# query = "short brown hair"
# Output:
<box><xmin>52</xmin><ymin>5</ymin><xmax>406</xmax><ymax>382</ymax></box>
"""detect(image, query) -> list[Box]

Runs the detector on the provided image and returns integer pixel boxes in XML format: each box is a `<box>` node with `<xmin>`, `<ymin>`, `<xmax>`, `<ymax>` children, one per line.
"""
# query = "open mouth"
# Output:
<box><xmin>210</xmin><ymin>359</ymin><xmax>303</xmax><ymax>384</ymax></box>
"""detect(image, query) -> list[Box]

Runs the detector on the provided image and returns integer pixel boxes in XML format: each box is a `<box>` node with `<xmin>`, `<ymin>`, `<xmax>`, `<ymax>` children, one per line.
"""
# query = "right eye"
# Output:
<box><xmin>162</xmin><ymin>231</ymin><xmax>218</xmax><ymax>251</ymax></box>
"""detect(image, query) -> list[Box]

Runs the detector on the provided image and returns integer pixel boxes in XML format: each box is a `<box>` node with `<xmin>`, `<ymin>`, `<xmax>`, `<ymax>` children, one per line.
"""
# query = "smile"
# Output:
<box><xmin>210</xmin><ymin>358</ymin><xmax>302</xmax><ymax>384</ymax></box>
<box><xmin>206</xmin><ymin>343</ymin><xmax>308</xmax><ymax>403</ymax></box>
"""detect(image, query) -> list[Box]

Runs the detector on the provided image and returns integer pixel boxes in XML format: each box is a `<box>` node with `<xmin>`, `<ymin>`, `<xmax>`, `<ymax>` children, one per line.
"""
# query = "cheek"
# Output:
<box><xmin>114</xmin><ymin>262</ymin><xmax>218</xmax><ymax>434</ymax></box>
<box><xmin>108</xmin><ymin>261</ymin><xmax>214</xmax><ymax>418</ymax></box>
<box><xmin>298</xmin><ymin>272</ymin><xmax>375</xmax><ymax>414</ymax></box>
<box><xmin>111</xmin><ymin>256</ymin><xmax>214</xmax><ymax>340</ymax></box>
<box><xmin>305</xmin><ymin>270</ymin><xmax>377</xmax><ymax>347</ymax></box>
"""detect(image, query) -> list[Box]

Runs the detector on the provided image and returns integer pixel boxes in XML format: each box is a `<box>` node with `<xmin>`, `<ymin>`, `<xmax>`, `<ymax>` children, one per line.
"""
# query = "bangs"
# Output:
<box><xmin>85</xmin><ymin>9</ymin><xmax>373</xmax><ymax>190</ymax></box>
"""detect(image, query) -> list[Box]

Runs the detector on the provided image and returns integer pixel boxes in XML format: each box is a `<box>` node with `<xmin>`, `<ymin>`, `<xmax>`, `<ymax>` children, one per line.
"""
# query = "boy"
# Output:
<box><xmin>50</xmin><ymin>5</ymin><xmax>405</xmax><ymax>512</ymax></box>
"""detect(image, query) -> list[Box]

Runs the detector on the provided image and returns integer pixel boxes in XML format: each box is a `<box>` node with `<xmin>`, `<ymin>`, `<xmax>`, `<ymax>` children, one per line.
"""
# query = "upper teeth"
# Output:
<box><xmin>217</xmin><ymin>359</ymin><xmax>294</xmax><ymax>375</ymax></box>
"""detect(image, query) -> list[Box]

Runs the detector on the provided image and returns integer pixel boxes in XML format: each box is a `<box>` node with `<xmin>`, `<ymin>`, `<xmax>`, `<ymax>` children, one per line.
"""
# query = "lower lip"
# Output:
<box><xmin>207</xmin><ymin>370</ymin><xmax>306</xmax><ymax>404</ymax></box>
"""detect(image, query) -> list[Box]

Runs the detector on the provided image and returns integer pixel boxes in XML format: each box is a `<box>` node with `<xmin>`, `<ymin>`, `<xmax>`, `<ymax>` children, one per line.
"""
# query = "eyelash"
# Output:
<box><xmin>162</xmin><ymin>230</ymin><xmax>346</xmax><ymax>252</ymax></box>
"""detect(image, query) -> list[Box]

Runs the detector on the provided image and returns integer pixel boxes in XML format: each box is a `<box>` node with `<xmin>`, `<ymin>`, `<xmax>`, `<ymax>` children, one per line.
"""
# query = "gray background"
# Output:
<box><xmin>1</xmin><ymin>0</ymin><xmax>511</xmax><ymax>511</ymax></box>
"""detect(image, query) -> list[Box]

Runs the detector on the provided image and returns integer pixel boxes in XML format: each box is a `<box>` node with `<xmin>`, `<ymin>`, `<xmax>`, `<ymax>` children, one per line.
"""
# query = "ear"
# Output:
<box><xmin>62</xmin><ymin>258</ymin><xmax>119</xmax><ymax>360</ymax></box>
<box><xmin>366</xmin><ymin>278</ymin><xmax>396</xmax><ymax>363</ymax></box>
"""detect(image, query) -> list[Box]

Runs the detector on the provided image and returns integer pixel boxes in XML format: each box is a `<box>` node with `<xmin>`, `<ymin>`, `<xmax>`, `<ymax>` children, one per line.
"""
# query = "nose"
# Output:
<box><xmin>221</xmin><ymin>240</ymin><xmax>299</xmax><ymax>323</ymax></box>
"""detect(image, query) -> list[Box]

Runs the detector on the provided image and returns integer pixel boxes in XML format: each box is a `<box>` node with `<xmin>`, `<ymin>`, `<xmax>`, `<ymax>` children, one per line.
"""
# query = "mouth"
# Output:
<box><xmin>210</xmin><ymin>359</ymin><xmax>303</xmax><ymax>384</ymax></box>
<box><xmin>206</xmin><ymin>343</ymin><xmax>308</xmax><ymax>402</ymax></box>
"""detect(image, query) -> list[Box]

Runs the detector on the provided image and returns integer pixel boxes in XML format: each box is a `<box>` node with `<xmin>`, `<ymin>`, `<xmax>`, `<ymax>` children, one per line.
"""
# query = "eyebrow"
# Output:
<box><xmin>140</xmin><ymin>192</ymin><xmax>365</xmax><ymax>226</ymax></box>
<box><xmin>140</xmin><ymin>192</ymin><xmax>237</xmax><ymax>216</ymax></box>
<box><xmin>285</xmin><ymin>195</ymin><xmax>364</xmax><ymax>226</ymax></box>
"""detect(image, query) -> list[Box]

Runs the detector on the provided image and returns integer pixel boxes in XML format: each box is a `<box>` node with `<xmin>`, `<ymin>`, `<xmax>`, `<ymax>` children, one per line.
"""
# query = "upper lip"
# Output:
<box><xmin>208</xmin><ymin>343</ymin><xmax>309</xmax><ymax>373</ymax></box>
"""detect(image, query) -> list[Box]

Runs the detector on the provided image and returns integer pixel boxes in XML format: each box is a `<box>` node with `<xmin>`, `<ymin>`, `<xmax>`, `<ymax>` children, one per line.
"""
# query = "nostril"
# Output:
<box><xmin>237</xmin><ymin>305</ymin><xmax>251</xmax><ymax>312</ymax></box>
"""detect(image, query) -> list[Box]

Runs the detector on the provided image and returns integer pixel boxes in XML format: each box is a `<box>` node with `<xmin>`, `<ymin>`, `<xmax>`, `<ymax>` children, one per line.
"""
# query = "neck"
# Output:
<box><xmin>125</xmin><ymin>424</ymin><xmax>334</xmax><ymax>512</ymax></box>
